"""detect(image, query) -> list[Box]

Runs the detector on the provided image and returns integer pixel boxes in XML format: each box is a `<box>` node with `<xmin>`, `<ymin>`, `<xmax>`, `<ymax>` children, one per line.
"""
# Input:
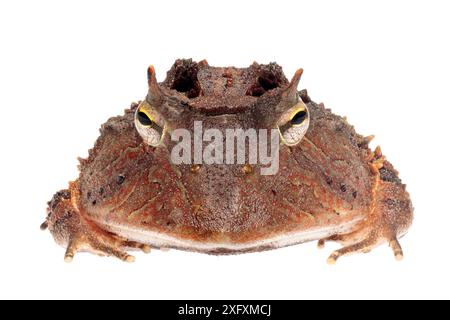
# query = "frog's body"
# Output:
<box><xmin>43</xmin><ymin>59</ymin><xmax>413</xmax><ymax>263</ymax></box>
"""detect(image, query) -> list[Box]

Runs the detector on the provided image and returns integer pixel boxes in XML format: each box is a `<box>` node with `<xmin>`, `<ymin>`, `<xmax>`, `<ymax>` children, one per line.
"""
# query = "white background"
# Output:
<box><xmin>0</xmin><ymin>0</ymin><xmax>449</xmax><ymax>300</ymax></box>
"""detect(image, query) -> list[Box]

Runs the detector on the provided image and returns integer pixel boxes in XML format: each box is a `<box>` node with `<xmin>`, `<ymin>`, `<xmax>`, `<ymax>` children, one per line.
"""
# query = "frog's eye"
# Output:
<box><xmin>277</xmin><ymin>101</ymin><xmax>310</xmax><ymax>146</ymax></box>
<box><xmin>134</xmin><ymin>102</ymin><xmax>165</xmax><ymax>147</ymax></box>
<box><xmin>137</xmin><ymin>111</ymin><xmax>153</xmax><ymax>126</ymax></box>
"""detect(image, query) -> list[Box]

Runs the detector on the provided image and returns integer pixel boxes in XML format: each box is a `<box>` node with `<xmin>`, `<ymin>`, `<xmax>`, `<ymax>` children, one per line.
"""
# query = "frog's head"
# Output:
<box><xmin>134</xmin><ymin>59</ymin><xmax>310</xmax><ymax>157</ymax></box>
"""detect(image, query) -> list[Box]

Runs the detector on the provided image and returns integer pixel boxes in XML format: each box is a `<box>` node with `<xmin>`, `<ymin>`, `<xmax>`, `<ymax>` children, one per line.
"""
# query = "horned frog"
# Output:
<box><xmin>42</xmin><ymin>59</ymin><xmax>413</xmax><ymax>264</ymax></box>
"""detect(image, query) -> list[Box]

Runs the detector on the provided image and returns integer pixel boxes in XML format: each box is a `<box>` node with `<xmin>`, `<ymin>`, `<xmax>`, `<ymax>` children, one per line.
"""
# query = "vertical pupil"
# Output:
<box><xmin>291</xmin><ymin>110</ymin><xmax>307</xmax><ymax>125</ymax></box>
<box><xmin>137</xmin><ymin>111</ymin><xmax>152</xmax><ymax>126</ymax></box>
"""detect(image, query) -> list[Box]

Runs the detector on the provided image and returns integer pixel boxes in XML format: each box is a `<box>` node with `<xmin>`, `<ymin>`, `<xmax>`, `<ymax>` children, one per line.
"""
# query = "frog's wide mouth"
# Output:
<box><xmin>96</xmin><ymin>216</ymin><xmax>364</xmax><ymax>254</ymax></box>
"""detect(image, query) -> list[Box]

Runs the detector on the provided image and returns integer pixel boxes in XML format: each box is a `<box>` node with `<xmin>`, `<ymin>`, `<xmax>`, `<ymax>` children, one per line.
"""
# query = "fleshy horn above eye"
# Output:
<box><xmin>145</xmin><ymin>64</ymin><xmax>190</xmax><ymax>121</ymax></box>
<box><xmin>147</xmin><ymin>65</ymin><xmax>163</xmax><ymax>104</ymax></box>
<box><xmin>266</xmin><ymin>68</ymin><xmax>304</xmax><ymax>120</ymax></box>
<box><xmin>282</xmin><ymin>68</ymin><xmax>303</xmax><ymax>103</ymax></box>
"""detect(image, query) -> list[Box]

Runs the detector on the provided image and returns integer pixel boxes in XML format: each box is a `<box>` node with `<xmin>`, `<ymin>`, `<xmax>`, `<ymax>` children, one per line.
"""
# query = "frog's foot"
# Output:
<box><xmin>325</xmin><ymin>233</ymin><xmax>404</xmax><ymax>265</ymax></box>
<box><xmin>325</xmin><ymin>153</ymin><xmax>413</xmax><ymax>264</ymax></box>
<box><xmin>43</xmin><ymin>184</ymin><xmax>151</xmax><ymax>262</ymax></box>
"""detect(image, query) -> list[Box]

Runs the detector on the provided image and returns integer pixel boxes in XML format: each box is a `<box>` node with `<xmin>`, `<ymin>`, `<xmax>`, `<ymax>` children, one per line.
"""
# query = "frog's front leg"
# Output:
<box><xmin>42</xmin><ymin>182</ymin><xmax>151</xmax><ymax>262</ymax></box>
<box><xmin>321</xmin><ymin>154</ymin><xmax>413</xmax><ymax>264</ymax></box>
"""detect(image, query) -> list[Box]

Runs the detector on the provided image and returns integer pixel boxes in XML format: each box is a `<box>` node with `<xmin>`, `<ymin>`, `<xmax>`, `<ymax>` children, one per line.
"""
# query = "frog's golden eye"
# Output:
<box><xmin>134</xmin><ymin>102</ymin><xmax>165</xmax><ymax>147</ymax></box>
<box><xmin>278</xmin><ymin>101</ymin><xmax>310</xmax><ymax>146</ymax></box>
<box><xmin>290</xmin><ymin>109</ymin><xmax>307</xmax><ymax>126</ymax></box>
<box><xmin>137</xmin><ymin>111</ymin><xmax>153</xmax><ymax>127</ymax></box>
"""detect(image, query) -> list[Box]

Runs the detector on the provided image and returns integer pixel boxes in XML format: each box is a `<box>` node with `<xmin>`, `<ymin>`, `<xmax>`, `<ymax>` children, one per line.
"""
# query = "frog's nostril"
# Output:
<box><xmin>167</xmin><ymin>59</ymin><xmax>201</xmax><ymax>98</ymax></box>
<box><xmin>246</xmin><ymin>63</ymin><xmax>288</xmax><ymax>97</ymax></box>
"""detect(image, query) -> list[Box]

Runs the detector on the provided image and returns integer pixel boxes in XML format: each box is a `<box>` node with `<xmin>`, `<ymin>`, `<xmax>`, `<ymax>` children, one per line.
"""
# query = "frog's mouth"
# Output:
<box><xmin>98</xmin><ymin>216</ymin><xmax>364</xmax><ymax>255</ymax></box>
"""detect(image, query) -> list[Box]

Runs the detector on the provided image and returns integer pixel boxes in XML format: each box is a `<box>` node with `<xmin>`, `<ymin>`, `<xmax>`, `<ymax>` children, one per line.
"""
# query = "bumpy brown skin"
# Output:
<box><xmin>43</xmin><ymin>59</ymin><xmax>413</xmax><ymax>263</ymax></box>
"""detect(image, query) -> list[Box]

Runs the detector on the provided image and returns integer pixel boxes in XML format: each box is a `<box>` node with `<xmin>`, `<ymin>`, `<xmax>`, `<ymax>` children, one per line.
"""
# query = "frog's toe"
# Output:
<box><xmin>317</xmin><ymin>239</ymin><xmax>325</xmax><ymax>249</ymax></box>
<box><xmin>123</xmin><ymin>240</ymin><xmax>152</xmax><ymax>254</ymax></box>
<box><xmin>59</xmin><ymin>226</ymin><xmax>137</xmax><ymax>263</ymax></box>
<box><xmin>317</xmin><ymin>235</ymin><xmax>344</xmax><ymax>250</ymax></box>
<box><xmin>64</xmin><ymin>239</ymin><xmax>79</xmax><ymax>263</ymax></box>
<box><xmin>326</xmin><ymin>235</ymin><xmax>378</xmax><ymax>265</ymax></box>
<box><xmin>389</xmin><ymin>237</ymin><xmax>404</xmax><ymax>261</ymax></box>
<box><xmin>92</xmin><ymin>243</ymin><xmax>136</xmax><ymax>263</ymax></box>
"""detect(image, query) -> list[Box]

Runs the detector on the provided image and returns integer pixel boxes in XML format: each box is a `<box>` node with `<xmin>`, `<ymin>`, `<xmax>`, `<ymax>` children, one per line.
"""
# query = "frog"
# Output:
<box><xmin>41</xmin><ymin>59</ymin><xmax>413</xmax><ymax>264</ymax></box>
